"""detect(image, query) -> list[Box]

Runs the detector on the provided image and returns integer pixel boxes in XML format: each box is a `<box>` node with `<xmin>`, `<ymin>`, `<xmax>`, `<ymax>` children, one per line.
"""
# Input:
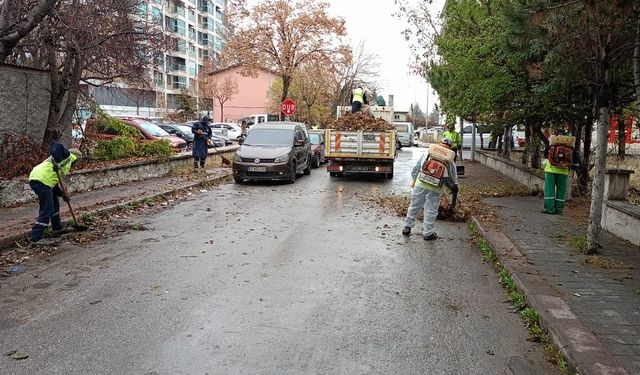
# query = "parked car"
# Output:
<box><xmin>309</xmin><ymin>131</ymin><xmax>325</xmax><ymax>168</ymax></box>
<box><xmin>462</xmin><ymin>125</ymin><xmax>485</xmax><ymax>149</ymax></box>
<box><xmin>210</xmin><ymin>122</ymin><xmax>242</xmax><ymax>140</ymax></box>
<box><xmin>210</xmin><ymin>133</ymin><xmax>231</xmax><ymax>147</ymax></box>
<box><xmin>233</xmin><ymin>122</ymin><xmax>312</xmax><ymax>184</ymax></box>
<box><xmin>85</xmin><ymin>117</ymin><xmax>187</xmax><ymax>152</ymax></box>
<box><xmin>158</xmin><ymin>123</ymin><xmax>195</xmax><ymax>146</ymax></box>
<box><xmin>393</xmin><ymin>122</ymin><xmax>415</xmax><ymax>149</ymax></box>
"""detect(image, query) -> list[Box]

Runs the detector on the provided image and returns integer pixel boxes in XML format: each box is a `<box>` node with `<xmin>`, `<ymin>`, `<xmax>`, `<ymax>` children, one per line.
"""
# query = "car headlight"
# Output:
<box><xmin>274</xmin><ymin>154</ymin><xmax>290</xmax><ymax>163</ymax></box>
<box><xmin>234</xmin><ymin>153</ymin><xmax>242</xmax><ymax>162</ymax></box>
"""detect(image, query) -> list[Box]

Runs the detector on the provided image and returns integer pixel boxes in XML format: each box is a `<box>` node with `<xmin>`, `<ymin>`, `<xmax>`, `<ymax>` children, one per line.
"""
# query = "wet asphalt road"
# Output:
<box><xmin>0</xmin><ymin>147</ymin><xmax>558</xmax><ymax>375</ymax></box>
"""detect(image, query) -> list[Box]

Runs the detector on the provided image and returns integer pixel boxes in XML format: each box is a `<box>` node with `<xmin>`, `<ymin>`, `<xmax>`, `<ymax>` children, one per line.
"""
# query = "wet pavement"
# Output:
<box><xmin>0</xmin><ymin>148</ymin><xmax>558</xmax><ymax>374</ymax></box>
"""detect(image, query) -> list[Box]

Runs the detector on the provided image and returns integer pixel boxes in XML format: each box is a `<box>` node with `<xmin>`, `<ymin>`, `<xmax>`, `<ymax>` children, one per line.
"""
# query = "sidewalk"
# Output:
<box><xmin>468</xmin><ymin>161</ymin><xmax>638</xmax><ymax>375</ymax></box>
<box><xmin>0</xmin><ymin>167</ymin><xmax>232</xmax><ymax>250</ymax></box>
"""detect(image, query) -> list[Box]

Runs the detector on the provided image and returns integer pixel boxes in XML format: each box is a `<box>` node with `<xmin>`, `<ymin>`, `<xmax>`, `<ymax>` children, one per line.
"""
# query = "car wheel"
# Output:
<box><xmin>313</xmin><ymin>155</ymin><xmax>320</xmax><ymax>168</ymax></box>
<box><xmin>234</xmin><ymin>177</ymin><xmax>243</xmax><ymax>184</ymax></box>
<box><xmin>303</xmin><ymin>156</ymin><xmax>312</xmax><ymax>175</ymax></box>
<box><xmin>288</xmin><ymin>162</ymin><xmax>297</xmax><ymax>184</ymax></box>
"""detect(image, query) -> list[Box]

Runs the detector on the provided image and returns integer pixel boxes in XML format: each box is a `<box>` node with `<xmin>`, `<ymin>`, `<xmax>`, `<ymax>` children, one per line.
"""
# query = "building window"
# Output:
<box><xmin>172</xmin><ymin>19</ymin><xmax>185</xmax><ymax>35</ymax></box>
<box><xmin>188</xmin><ymin>9</ymin><xmax>195</xmax><ymax>22</ymax></box>
<box><xmin>173</xmin><ymin>76</ymin><xmax>187</xmax><ymax>89</ymax></box>
<box><xmin>188</xmin><ymin>61</ymin><xmax>197</xmax><ymax>76</ymax></box>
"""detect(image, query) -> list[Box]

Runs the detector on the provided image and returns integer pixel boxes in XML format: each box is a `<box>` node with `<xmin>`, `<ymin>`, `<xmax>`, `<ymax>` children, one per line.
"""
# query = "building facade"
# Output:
<box><xmin>88</xmin><ymin>0</ymin><xmax>227</xmax><ymax>118</ymax></box>
<box><xmin>208</xmin><ymin>65</ymin><xmax>279</xmax><ymax>122</ymax></box>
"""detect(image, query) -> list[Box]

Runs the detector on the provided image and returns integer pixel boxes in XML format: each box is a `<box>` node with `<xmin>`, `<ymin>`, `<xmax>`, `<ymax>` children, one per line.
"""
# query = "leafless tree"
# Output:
<box><xmin>0</xmin><ymin>0</ymin><xmax>59</xmax><ymax>62</ymax></box>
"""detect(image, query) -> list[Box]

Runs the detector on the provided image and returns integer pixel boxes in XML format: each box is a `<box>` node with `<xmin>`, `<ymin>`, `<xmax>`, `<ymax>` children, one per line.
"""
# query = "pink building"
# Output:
<box><xmin>208</xmin><ymin>65</ymin><xmax>279</xmax><ymax>122</ymax></box>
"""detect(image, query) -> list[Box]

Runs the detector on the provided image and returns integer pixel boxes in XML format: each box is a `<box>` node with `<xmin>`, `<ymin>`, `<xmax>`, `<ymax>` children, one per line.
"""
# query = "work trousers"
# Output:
<box><xmin>351</xmin><ymin>101</ymin><xmax>362</xmax><ymax>113</ymax></box>
<box><xmin>29</xmin><ymin>180</ymin><xmax>63</xmax><ymax>241</ymax></box>
<box><xmin>404</xmin><ymin>185</ymin><xmax>442</xmax><ymax>236</ymax></box>
<box><xmin>543</xmin><ymin>172</ymin><xmax>568</xmax><ymax>214</ymax></box>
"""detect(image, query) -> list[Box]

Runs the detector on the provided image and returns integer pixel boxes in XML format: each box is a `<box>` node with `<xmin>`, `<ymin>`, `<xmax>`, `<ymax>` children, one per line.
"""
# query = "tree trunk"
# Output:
<box><xmin>502</xmin><ymin>125</ymin><xmax>511</xmax><ymax>159</ymax></box>
<box><xmin>219</xmin><ymin>103</ymin><xmax>224</xmax><ymax>123</ymax></box>
<box><xmin>281</xmin><ymin>75</ymin><xmax>291</xmax><ymax>120</ymax></box>
<box><xmin>531</xmin><ymin>125</ymin><xmax>546</xmax><ymax>169</ymax></box>
<box><xmin>635</xmin><ymin>18</ymin><xmax>640</xmax><ymax>132</ymax></box>
<box><xmin>578</xmin><ymin>113</ymin><xmax>594</xmax><ymax>195</ymax></box>
<box><xmin>587</xmin><ymin>107</ymin><xmax>610</xmax><ymax>254</ymax></box>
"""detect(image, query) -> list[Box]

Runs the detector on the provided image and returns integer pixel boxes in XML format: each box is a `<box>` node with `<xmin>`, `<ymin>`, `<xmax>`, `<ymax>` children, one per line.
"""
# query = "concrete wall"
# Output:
<box><xmin>0</xmin><ymin>65</ymin><xmax>50</xmax><ymax>139</ymax></box>
<box><xmin>602</xmin><ymin>201</ymin><xmax>640</xmax><ymax>246</ymax></box>
<box><xmin>475</xmin><ymin>150</ymin><xmax>545</xmax><ymax>193</ymax></box>
<box><xmin>0</xmin><ymin>146</ymin><xmax>238</xmax><ymax>207</ymax></box>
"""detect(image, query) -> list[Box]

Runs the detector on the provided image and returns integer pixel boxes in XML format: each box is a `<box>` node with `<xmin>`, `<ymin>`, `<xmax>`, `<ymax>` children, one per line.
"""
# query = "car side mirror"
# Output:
<box><xmin>295</xmin><ymin>139</ymin><xmax>305</xmax><ymax>147</ymax></box>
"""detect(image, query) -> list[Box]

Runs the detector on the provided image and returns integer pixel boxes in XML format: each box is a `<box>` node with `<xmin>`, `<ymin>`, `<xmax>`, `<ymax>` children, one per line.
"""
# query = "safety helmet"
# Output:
<box><xmin>441</xmin><ymin>138</ymin><xmax>453</xmax><ymax>148</ymax></box>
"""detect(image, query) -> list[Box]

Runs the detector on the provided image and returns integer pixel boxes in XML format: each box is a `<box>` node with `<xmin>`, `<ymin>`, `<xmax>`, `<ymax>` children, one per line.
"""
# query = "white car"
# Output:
<box><xmin>211</xmin><ymin>122</ymin><xmax>242</xmax><ymax>140</ymax></box>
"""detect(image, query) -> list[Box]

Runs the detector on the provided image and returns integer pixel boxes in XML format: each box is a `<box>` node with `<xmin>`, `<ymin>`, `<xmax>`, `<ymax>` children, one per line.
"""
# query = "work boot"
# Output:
<box><xmin>32</xmin><ymin>238</ymin><xmax>60</xmax><ymax>246</ymax></box>
<box><xmin>402</xmin><ymin>227</ymin><xmax>411</xmax><ymax>236</ymax></box>
<box><xmin>423</xmin><ymin>233</ymin><xmax>438</xmax><ymax>241</ymax></box>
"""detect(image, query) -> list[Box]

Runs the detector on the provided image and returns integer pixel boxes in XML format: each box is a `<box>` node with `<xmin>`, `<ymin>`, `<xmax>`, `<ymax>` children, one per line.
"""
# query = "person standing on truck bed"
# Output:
<box><xmin>402</xmin><ymin>138</ymin><xmax>458</xmax><ymax>241</ymax></box>
<box><xmin>350</xmin><ymin>86</ymin><xmax>368</xmax><ymax>113</ymax></box>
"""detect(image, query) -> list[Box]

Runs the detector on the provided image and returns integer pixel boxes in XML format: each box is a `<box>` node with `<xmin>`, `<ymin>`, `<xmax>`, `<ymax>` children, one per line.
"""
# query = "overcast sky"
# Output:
<box><xmin>326</xmin><ymin>0</ymin><xmax>443</xmax><ymax>113</ymax></box>
<box><xmin>243</xmin><ymin>0</ymin><xmax>443</xmax><ymax>113</ymax></box>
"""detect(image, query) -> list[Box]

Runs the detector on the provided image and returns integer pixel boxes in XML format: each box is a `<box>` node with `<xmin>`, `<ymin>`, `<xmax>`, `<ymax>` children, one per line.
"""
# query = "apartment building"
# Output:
<box><xmin>86</xmin><ymin>0</ymin><xmax>227</xmax><ymax>118</ymax></box>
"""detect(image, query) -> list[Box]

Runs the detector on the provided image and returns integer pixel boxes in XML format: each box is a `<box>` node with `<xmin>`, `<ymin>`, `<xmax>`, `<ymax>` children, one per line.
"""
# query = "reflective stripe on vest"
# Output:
<box><xmin>352</xmin><ymin>88</ymin><xmax>364</xmax><ymax>104</ymax></box>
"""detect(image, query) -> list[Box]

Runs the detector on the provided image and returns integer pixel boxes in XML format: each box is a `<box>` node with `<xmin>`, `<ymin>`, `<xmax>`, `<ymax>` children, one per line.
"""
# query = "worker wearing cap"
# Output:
<box><xmin>350</xmin><ymin>86</ymin><xmax>368</xmax><ymax>113</ymax></box>
<box><xmin>28</xmin><ymin>143</ymin><xmax>81</xmax><ymax>245</ymax></box>
<box><xmin>402</xmin><ymin>138</ymin><xmax>458</xmax><ymax>241</ymax></box>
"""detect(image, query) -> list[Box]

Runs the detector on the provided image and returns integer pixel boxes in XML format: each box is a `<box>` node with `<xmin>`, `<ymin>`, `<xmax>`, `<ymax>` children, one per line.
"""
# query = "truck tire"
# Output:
<box><xmin>234</xmin><ymin>177</ymin><xmax>244</xmax><ymax>184</ymax></box>
<box><xmin>396</xmin><ymin>141</ymin><xmax>402</xmax><ymax>150</ymax></box>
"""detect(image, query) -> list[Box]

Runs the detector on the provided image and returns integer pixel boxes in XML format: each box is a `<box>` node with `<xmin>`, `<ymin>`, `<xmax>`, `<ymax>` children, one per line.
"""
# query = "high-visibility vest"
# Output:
<box><xmin>543</xmin><ymin>159</ymin><xmax>569</xmax><ymax>176</ymax></box>
<box><xmin>352</xmin><ymin>88</ymin><xmax>364</xmax><ymax>104</ymax></box>
<box><xmin>442</xmin><ymin>130</ymin><xmax>462</xmax><ymax>148</ymax></box>
<box><xmin>29</xmin><ymin>154</ymin><xmax>77</xmax><ymax>188</ymax></box>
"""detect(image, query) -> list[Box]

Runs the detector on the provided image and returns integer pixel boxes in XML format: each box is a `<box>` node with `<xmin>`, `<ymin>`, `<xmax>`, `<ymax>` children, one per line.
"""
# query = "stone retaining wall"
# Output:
<box><xmin>475</xmin><ymin>150</ymin><xmax>545</xmax><ymax>193</ymax></box>
<box><xmin>0</xmin><ymin>146</ymin><xmax>238</xmax><ymax>207</ymax></box>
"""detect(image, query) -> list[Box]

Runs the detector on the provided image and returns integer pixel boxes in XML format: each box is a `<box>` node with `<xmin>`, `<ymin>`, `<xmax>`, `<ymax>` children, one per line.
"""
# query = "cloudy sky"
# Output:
<box><xmin>243</xmin><ymin>0</ymin><xmax>444</xmax><ymax>113</ymax></box>
<box><xmin>326</xmin><ymin>0</ymin><xmax>443</xmax><ymax>113</ymax></box>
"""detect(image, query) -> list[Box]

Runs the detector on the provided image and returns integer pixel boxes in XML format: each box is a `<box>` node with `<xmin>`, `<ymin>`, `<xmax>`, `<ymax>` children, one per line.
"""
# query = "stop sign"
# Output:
<box><xmin>281</xmin><ymin>99</ymin><xmax>297</xmax><ymax>116</ymax></box>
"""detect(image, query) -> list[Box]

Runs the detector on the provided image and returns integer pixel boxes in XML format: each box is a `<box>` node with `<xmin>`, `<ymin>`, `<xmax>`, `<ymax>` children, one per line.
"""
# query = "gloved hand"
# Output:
<box><xmin>62</xmin><ymin>195</ymin><xmax>70</xmax><ymax>203</ymax></box>
<box><xmin>451</xmin><ymin>184</ymin><xmax>459</xmax><ymax>194</ymax></box>
<box><xmin>52</xmin><ymin>163</ymin><xmax>60</xmax><ymax>172</ymax></box>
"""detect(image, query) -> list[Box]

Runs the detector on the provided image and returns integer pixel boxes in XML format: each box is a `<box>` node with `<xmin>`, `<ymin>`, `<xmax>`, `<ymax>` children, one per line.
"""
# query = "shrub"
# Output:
<box><xmin>93</xmin><ymin>136</ymin><xmax>137</xmax><ymax>160</ymax></box>
<box><xmin>137</xmin><ymin>139</ymin><xmax>172</xmax><ymax>157</ymax></box>
<box><xmin>0</xmin><ymin>132</ymin><xmax>48</xmax><ymax>179</ymax></box>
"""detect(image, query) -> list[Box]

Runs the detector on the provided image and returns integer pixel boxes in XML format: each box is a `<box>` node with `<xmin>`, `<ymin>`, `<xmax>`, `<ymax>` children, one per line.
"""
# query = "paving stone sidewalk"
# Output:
<box><xmin>0</xmin><ymin>168</ymin><xmax>232</xmax><ymax>249</ymax></box>
<box><xmin>468</xmin><ymin>161</ymin><xmax>640</xmax><ymax>374</ymax></box>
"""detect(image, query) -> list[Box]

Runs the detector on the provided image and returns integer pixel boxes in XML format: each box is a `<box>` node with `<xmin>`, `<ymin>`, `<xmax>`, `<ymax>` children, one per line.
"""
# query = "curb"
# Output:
<box><xmin>471</xmin><ymin>216</ymin><xmax>629</xmax><ymax>375</ymax></box>
<box><xmin>0</xmin><ymin>170</ymin><xmax>233</xmax><ymax>251</ymax></box>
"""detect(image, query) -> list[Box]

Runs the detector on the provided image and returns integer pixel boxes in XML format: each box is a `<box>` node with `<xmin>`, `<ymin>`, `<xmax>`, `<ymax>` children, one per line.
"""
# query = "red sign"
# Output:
<box><xmin>281</xmin><ymin>99</ymin><xmax>297</xmax><ymax>116</ymax></box>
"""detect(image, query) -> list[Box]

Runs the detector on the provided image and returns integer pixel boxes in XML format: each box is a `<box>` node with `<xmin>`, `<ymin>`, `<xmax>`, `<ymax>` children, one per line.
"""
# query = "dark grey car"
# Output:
<box><xmin>233</xmin><ymin>122</ymin><xmax>312</xmax><ymax>184</ymax></box>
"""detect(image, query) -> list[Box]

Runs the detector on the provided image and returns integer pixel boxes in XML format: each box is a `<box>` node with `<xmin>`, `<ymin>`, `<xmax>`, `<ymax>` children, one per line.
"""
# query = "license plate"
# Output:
<box><xmin>247</xmin><ymin>166</ymin><xmax>266</xmax><ymax>172</ymax></box>
<box><xmin>349</xmin><ymin>166</ymin><xmax>370</xmax><ymax>171</ymax></box>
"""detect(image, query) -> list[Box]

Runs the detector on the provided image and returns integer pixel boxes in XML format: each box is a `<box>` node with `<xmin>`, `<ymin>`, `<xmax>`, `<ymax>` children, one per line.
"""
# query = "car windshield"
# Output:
<box><xmin>244</xmin><ymin>129</ymin><xmax>293</xmax><ymax>146</ymax></box>
<box><xmin>138</xmin><ymin>121</ymin><xmax>170</xmax><ymax>137</ymax></box>
<box><xmin>309</xmin><ymin>133</ymin><xmax>321</xmax><ymax>144</ymax></box>
<box><xmin>394</xmin><ymin>124</ymin><xmax>409</xmax><ymax>133</ymax></box>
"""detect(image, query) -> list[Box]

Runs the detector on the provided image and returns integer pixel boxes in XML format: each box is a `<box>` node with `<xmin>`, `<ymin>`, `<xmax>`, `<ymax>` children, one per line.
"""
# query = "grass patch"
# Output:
<box><xmin>568</xmin><ymin>234</ymin><xmax>588</xmax><ymax>254</ymax></box>
<box><xmin>468</xmin><ymin>220</ymin><xmax>571</xmax><ymax>374</ymax></box>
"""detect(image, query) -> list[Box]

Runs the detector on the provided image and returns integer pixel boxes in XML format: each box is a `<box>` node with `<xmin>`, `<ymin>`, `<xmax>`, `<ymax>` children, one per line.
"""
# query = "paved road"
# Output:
<box><xmin>0</xmin><ymin>148</ymin><xmax>558</xmax><ymax>375</ymax></box>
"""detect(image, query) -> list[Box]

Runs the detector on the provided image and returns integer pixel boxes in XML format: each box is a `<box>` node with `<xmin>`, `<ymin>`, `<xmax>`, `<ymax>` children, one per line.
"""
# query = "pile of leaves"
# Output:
<box><xmin>361</xmin><ymin>191</ymin><xmax>470</xmax><ymax>222</ymax></box>
<box><xmin>0</xmin><ymin>132</ymin><xmax>48</xmax><ymax>179</ymax></box>
<box><xmin>330</xmin><ymin>112</ymin><xmax>394</xmax><ymax>131</ymax></box>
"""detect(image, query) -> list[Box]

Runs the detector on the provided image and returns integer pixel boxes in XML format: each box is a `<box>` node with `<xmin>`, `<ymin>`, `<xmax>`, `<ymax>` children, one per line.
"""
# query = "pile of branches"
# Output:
<box><xmin>330</xmin><ymin>112</ymin><xmax>394</xmax><ymax>131</ymax></box>
<box><xmin>0</xmin><ymin>132</ymin><xmax>48</xmax><ymax>179</ymax></box>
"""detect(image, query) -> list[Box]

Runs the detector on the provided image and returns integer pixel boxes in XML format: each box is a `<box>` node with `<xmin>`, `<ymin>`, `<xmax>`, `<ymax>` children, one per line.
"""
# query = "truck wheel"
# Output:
<box><xmin>385</xmin><ymin>172</ymin><xmax>394</xmax><ymax>179</ymax></box>
<box><xmin>303</xmin><ymin>156</ymin><xmax>311</xmax><ymax>175</ymax></box>
<box><xmin>330</xmin><ymin>172</ymin><xmax>337</xmax><ymax>177</ymax></box>
<box><xmin>396</xmin><ymin>141</ymin><xmax>402</xmax><ymax>150</ymax></box>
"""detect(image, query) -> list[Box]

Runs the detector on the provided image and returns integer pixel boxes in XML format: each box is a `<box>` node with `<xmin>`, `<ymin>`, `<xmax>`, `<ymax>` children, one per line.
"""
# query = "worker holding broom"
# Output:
<box><xmin>192</xmin><ymin>114</ymin><xmax>213</xmax><ymax>172</ymax></box>
<box><xmin>402</xmin><ymin>138</ymin><xmax>458</xmax><ymax>241</ymax></box>
<box><xmin>28</xmin><ymin>143</ymin><xmax>81</xmax><ymax>245</ymax></box>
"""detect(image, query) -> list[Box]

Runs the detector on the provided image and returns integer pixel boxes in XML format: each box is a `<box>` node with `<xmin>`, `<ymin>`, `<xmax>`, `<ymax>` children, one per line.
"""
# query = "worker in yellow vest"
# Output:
<box><xmin>350</xmin><ymin>86</ymin><xmax>368</xmax><ymax>113</ymax></box>
<box><xmin>28</xmin><ymin>143</ymin><xmax>81</xmax><ymax>245</ymax></box>
<box><xmin>442</xmin><ymin>123</ymin><xmax>462</xmax><ymax>160</ymax></box>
